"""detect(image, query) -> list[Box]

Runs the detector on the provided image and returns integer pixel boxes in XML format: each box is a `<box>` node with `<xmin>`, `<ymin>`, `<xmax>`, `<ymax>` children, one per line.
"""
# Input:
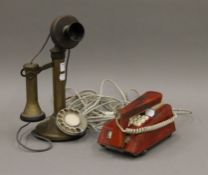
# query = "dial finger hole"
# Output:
<box><xmin>76</xmin><ymin>128</ymin><xmax>81</xmax><ymax>132</ymax></box>
<box><xmin>57</xmin><ymin>119</ymin><xmax>63</xmax><ymax>123</ymax></box>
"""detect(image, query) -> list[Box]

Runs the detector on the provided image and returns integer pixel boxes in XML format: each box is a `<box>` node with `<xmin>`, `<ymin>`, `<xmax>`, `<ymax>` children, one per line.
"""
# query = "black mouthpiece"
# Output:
<box><xmin>50</xmin><ymin>15</ymin><xmax>85</xmax><ymax>49</ymax></box>
<box><xmin>63</xmin><ymin>22</ymin><xmax>84</xmax><ymax>42</ymax></box>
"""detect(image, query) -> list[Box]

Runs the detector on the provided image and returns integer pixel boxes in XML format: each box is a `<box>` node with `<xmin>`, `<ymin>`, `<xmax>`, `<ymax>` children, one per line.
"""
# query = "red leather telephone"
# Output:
<box><xmin>98</xmin><ymin>91</ymin><xmax>176</xmax><ymax>156</ymax></box>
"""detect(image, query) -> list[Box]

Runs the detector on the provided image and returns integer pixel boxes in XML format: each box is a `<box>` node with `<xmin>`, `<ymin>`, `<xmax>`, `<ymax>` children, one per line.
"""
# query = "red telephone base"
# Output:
<box><xmin>98</xmin><ymin>91</ymin><xmax>176</xmax><ymax>156</ymax></box>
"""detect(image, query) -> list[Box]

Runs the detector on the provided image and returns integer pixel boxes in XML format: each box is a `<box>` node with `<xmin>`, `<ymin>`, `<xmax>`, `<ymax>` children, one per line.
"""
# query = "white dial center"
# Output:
<box><xmin>65</xmin><ymin>113</ymin><xmax>80</xmax><ymax>127</ymax></box>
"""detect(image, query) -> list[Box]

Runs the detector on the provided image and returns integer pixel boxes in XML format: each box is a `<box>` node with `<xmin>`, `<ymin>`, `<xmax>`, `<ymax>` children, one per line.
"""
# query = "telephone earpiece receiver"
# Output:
<box><xmin>98</xmin><ymin>91</ymin><xmax>176</xmax><ymax>156</ymax></box>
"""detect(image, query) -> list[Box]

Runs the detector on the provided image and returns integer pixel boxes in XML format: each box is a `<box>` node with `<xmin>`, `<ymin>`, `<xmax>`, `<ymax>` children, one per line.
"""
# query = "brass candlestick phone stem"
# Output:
<box><xmin>33</xmin><ymin>47</ymin><xmax>73</xmax><ymax>141</ymax></box>
<box><xmin>20</xmin><ymin>15</ymin><xmax>85</xmax><ymax>142</ymax></box>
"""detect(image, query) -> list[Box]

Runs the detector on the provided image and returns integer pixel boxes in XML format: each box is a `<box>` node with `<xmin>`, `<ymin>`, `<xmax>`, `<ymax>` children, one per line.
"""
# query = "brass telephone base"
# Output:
<box><xmin>33</xmin><ymin>114</ymin><xmax>85</xmax><ymax>141</ymax></box>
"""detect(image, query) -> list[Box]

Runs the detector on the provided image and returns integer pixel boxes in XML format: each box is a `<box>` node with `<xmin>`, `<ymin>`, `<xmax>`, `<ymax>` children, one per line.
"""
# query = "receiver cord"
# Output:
<box><xmin>16</xmin><ymin>122</ymin><xmax>53</xmax><ymax>152</ymax></box>
<box><xmin>30</xmin><ymin>33</ymin><xmax>50</xmax><ymax>63</ymax></box>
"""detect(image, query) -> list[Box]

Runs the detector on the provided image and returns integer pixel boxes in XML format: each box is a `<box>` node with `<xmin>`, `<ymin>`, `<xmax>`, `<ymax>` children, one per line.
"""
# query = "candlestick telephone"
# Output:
<box><xmin>17</xmin><ymin>15</ymin><xmax>88</xmax><ymax>152</ymax></box>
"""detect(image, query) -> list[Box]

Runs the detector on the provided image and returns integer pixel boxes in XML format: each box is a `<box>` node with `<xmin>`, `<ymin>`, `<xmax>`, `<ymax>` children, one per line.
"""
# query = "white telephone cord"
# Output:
<box><xmin>115</xmin><ymin>112</ymin><xmax>178</xmax><ymax>134</ymax></box>
<box><xmin>65</xmin><ymin>79</ymin><xmax>130</xmax><ymax>131</ymax></box>
<box><xmin>65</xmin><ymin>79</ymin><xmax>192</xmax><ymax>132</ymax></box>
